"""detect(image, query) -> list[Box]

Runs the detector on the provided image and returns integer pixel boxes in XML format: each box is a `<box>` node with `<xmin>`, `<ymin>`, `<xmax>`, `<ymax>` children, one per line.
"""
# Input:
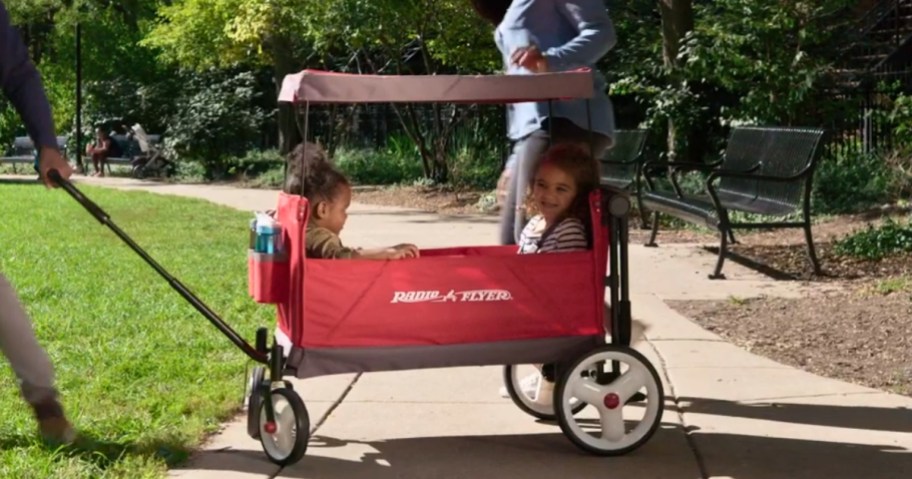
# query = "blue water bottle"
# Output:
<box><xmin>255</xmin><ymin>213</ymin><xmax>281</xmax><ymax>254</ymax></box>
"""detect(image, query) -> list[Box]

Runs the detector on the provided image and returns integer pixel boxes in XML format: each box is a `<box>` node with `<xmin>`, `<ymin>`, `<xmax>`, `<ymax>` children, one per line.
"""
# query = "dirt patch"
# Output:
<box><xmin>626</xmin><ymin>211</ymin><xmax>912</xmax><ymax>280</ymax></box>
<box><xmin>669</xmin><ymin>288</ymin><xmax>912</xmax><ymax>397</ymax></box>
<box><xmin>353</xmin><ymin>185</ymin><xmax>491</xmax><ymax>216</ymax></box>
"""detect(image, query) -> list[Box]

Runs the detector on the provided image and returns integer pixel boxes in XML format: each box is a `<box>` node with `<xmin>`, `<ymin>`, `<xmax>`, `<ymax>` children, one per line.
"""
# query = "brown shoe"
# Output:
<box><xmin>32</xmin><ymin>398</ymin><xmax>77</xmax><ymax>445</ymax></box>
<box><xmin>38</xmin><ymin>416</ymin><xmax>77</xmax><ymax>444</ymax></box>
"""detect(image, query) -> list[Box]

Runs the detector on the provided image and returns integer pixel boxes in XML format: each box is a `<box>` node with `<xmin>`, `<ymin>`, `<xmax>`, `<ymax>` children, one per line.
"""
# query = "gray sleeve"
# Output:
<box><xmin>543</xmin><ymin>0</ymin><xmax>617</xmax><ymax>71</ymax></box>
<box><xmin>0</xmin><ymin>2</ymin><xmax>57</xmax><ymax>149</ymax></box>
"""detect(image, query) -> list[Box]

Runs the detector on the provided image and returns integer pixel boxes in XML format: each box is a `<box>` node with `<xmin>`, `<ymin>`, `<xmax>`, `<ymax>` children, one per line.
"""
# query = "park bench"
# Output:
<box><xmin>598</xmin><ymin>129</ymin><xmax>648</xmax><ymax>190</ymax></box>
<box><xmin>0</xmin><ymin>136</ymin><xmax>68</xmax><ymax>173</ymax></box>
<box><xmin>84</xmin><ymin>132</ymin><xmax>162</xmax><ymax>175</ymax></box>
<box><xmin>639</xmin><ymin>126</ymin><xmax>826</xmax><ymax>279</ymax></box>
<box><xmin>598</xmin><ymin>129</ymin><xmax>649</xmax><ymax>226</ymax></box>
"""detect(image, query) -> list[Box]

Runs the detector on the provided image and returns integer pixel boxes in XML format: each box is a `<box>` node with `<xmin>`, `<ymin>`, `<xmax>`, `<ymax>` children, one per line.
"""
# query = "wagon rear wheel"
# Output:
<box><xmin>259</xmin><ymin>388</ymin><xmax>310</xmax><ymax>466</ymax></box>
<box><xmin>245</xmin><ymin>366</ymin><xmax>266</xmax><ymax>439</ymax></box>
<box><xmin>503</xmin><ymin>364</ymin><xmax>586</xmax><ymax>420</ymax></box>
<box><xmin>554</xmin><ymin>346</ymin><xmax>663</xmax><ymax>455</ymax></box>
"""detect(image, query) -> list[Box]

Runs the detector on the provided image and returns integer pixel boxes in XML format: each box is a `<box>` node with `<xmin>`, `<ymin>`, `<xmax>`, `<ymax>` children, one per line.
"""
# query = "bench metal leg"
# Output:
<box><xmin>803</xmin><ymin>221</ymin><xmax>821</xmax><ymax>275</ymax></box>
<box><xmin>645</xmin><ymin>211</ymin><xmax>659</xmax><ymax>247</ymax></box>
<box><xmin>709</xmin><ymin>229</ymin><xmax>728</xmax><ymax>280</ymax></box>
<box><xmin>727</xmin><ymin>229</ymin><xmax>737</xmax><ymax>244</ymax></box>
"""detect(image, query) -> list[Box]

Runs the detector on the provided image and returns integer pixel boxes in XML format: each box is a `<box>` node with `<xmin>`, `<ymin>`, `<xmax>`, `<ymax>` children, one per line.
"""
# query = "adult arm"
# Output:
<box><xmin>542</xmin><ymin>0</ymin><xmax>617</xmax><ymax>71</ymax></box>
<box><xmin>0</xmin><ymin>2</ymin><xmax>57</xmax><ymax>150</ymax></box>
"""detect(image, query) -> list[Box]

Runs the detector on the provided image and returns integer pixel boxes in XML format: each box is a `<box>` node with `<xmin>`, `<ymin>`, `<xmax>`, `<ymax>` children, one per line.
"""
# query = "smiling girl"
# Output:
<box><xmin>517</xmin><ymin>143</ymin><xmax>599</xmax><ymax>254</ymax></box>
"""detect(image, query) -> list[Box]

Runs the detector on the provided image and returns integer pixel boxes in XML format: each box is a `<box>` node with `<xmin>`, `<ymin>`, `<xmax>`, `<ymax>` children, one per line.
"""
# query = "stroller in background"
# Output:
<box><xmin>128</xmin><ymin>124</ymin><xmax>174</xmax><ymax>179</ymax></box>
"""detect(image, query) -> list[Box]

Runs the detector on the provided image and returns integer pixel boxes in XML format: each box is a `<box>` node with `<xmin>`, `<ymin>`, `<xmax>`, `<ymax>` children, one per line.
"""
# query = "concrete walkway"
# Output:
<box><xmin>67</xmin><ymin>177</ymin><xmax>912</xmax><ymax>478</ymax></box>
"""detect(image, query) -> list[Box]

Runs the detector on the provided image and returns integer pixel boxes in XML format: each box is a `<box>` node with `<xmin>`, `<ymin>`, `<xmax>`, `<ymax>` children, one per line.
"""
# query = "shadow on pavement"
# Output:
<box><xmin>703</xmin><ymin>246</ymin><xmax>800</xmax><ymax>281</ymax></box>
<box><xmin>189</xmin><ymin>427</ymin><xmax>686</xmax><ymax>479</ymax></box>
<box><xmin>179</xmin><ymin>420</ymin><xmax>911</xmax><ymax>479</ymax></box>
<box><xmin>682</xmin><ymin>396</ymin><xmax>912</xmax><ymax>433</ymax></box>
<box><xmin>691</xmin><ymin>430</ymin><xmax>911</xmax><ymax>479</ymax></box>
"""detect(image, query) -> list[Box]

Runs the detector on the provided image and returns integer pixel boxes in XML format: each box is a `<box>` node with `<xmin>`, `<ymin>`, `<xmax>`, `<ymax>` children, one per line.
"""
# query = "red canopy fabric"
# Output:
<box><xmin>278</xmin><ymin>69</ymin><xmax>594</xmax><ymax>104</ymax></box>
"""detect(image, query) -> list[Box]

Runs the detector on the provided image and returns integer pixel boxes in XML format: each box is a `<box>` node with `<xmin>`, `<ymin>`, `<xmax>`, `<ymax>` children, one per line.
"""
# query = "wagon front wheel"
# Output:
<box><xmin>503</xmin><ymin>364</ymin><xmax>586</xmax><ymax>420</ymax></box>
<box><xmin>259</xmin><ymin>388</ymin><xmax>310</xmax><ymax>466</ymax></box>
<box><xmin>555</xmin><ymin>346</ymin><xmax>663</xmax><ymax>456</ymax></box>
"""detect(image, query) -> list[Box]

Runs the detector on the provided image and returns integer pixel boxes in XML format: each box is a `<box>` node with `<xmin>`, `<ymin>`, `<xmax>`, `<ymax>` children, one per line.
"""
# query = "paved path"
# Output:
<box><xmin>64</xmin><ymin>177</ymin><xmax>912</xmax><ymax>478</ymax></box>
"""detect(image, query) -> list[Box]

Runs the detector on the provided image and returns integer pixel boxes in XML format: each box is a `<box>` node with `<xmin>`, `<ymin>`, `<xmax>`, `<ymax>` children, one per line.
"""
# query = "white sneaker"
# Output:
<box><xmin>499</xmin><ymin>371</ymin><xmax>541</xmax><ymax>398</ymax></box>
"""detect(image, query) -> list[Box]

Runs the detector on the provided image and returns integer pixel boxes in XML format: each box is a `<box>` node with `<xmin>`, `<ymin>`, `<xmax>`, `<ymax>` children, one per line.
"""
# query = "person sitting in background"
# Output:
<box><xmin>85</xmin><ymin>127</ymin><xmax>115</xmax><ymax>177</ymax></box>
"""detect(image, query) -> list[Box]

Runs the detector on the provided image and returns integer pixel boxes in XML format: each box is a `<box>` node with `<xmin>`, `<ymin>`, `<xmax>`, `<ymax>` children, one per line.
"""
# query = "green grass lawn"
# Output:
<box><xmin>0</xmin><ymin>184</ymin><xmax>274</xmax><ymax>478</ymax></box>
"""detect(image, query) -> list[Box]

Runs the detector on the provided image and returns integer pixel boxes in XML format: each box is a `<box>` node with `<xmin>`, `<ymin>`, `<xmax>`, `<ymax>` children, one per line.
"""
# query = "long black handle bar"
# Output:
<box><xmin>47</xmin><ymin>169</ymin><xmax>268</xmax><ymax>364</ymax></box>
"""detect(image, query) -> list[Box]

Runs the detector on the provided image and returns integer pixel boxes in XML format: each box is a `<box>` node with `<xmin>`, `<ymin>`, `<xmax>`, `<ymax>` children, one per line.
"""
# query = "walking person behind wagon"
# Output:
<box><xmin>0</xmin><ymin>0</ymin><xmax>77</xmax><ymax>443</ymax></box>
<box><xmin>470</xmin><ymin>0</ymin><xmax>618</xmax><ymax>245</ymax></box>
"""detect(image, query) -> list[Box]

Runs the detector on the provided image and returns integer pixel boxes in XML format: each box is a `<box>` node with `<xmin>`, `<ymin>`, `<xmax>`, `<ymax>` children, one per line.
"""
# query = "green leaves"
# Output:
<box><xmin>835</xmin><ymin>219</ymin><xmax>912</xmax><ymax>260</ymax></box>
<box><xmin>679</xmin><ymin>0</ymin><xmax>852</xmax><ymax>125</ymax></box>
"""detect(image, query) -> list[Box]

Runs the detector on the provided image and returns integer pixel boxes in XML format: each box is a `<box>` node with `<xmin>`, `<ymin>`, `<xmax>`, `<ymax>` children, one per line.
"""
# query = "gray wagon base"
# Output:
<box><xmin>277</xmin><ymin>331</ymin><xmax>599</xmax><ymax>379</ymax></box>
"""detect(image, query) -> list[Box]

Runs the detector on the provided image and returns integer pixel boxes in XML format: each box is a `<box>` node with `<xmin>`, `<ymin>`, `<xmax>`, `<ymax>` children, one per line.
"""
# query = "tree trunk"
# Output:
<box><xmin>658</xmin><ymin>0</ymin><xmax>694</xmax><ymax>161</ymax></box>
<box><xmin>270</xmin><ymin>34</ymin><xmax>300</xmax><ymax>154</ymax></box>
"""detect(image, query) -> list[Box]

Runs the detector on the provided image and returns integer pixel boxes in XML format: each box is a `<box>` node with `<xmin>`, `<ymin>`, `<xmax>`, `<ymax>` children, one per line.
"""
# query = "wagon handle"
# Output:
<box><xmin>47</xmin><ymin>169</ymin><xmax>269</xmax><ymax>364</ymax></box>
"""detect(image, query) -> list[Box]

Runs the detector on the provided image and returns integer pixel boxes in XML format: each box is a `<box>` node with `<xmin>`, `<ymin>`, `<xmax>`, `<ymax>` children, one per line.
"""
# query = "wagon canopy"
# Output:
<box><xmin>278</xmin><ymin>69</ymin><xmax>594</xmax><ymax>104</ymax></box>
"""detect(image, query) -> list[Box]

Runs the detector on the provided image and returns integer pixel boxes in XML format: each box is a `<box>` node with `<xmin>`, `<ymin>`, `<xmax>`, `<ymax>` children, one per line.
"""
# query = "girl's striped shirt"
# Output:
<box><xmin>518</xmin><ymin>215</ymin><xmax>588</xmax><ymax>254</ymax></box>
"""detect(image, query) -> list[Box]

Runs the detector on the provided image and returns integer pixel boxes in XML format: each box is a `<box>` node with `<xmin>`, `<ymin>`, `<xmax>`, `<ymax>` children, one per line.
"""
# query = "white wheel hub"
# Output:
<box><xmin>558</xmin><ymin>348</ymin><xmax>662</xmax><ymax>452</ymax></box>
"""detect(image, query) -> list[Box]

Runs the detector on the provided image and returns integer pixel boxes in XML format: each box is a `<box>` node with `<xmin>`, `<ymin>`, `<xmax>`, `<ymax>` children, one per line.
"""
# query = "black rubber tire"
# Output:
<box><xmin>246</xmin><ymin>366</ymin><xmax>265</xmax><ymax>439</ymax></box>
<box><xmin>554</xmin><ymin>346</ymin><xmax>664</xmax><ymax>456</ymax></box>
<box><xmin>259</xmin><ymin>388</ymin><xmax>310</xmax><ymax>466</ymax></box>
<box><xmin>503</xmin><ymin>365</ymin><xmax>586</xmax><ymax>420</ymax></box>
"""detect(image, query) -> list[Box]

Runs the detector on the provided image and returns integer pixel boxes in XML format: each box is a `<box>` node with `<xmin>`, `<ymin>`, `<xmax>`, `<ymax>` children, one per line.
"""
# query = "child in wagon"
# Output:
<box><xmin>516</xmin><ymin>143</ymin><xmax>598</xmax><ymax>254</ymax></box>
<box><xmin>283</xmin><ymin>142</ymin><xmax>420</xmax><ymax>260</ymax></box>
<box><xmin>504</xmin><ymin>142</ymin><xmax>648</xmax><ymax>405</ymax></box>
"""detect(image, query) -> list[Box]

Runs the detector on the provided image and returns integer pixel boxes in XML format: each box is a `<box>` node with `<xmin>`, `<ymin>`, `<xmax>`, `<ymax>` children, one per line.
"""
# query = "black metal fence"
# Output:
<box><xmin>827</xmin><ymin>0</ymin><xmax>912</xmax><ymax>160</ymax></box>
<box><xmin>295</xmin><ymin>103</ymin><xmax>509</xmax><ymax>158</ymax></box>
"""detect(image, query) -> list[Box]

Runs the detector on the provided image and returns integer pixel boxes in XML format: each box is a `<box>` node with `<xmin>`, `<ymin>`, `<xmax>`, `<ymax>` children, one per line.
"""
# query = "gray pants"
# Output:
<box><xmin>0</xmin><ymin>272</ymin><xmax>58</xmax><ymax>406</ymax></box>
<box><xmin>499</xmin><ymin>118</ymin><xmax>613</xmax><ymax>244</ymax></box>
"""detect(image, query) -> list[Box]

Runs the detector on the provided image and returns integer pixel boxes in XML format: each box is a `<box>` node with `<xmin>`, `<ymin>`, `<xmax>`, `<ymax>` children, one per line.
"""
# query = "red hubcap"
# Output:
<box><xmin>603</xmin><ymin>393</ymin><xmax>620</xmax><ymax>409</ymax></box>
<box><xmin>264</xmin><ymin>421</ymin><xmax>277</xmax><ymax>434</ymax></box>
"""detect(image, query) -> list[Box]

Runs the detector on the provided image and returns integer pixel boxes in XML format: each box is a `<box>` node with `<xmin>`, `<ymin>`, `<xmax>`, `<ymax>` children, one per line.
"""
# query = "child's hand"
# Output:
<box><xmin>393</xmin><ymin>243</ymin><xmax>420</xmax><ymax>259</ymax></box>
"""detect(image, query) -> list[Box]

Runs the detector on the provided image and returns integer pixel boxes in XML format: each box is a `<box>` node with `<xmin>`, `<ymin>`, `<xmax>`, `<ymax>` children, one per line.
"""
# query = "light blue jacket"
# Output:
<box><xmin>495</xmin><ymin>0</ymin><xmax>616</xmax><ymax>141</ymax></box>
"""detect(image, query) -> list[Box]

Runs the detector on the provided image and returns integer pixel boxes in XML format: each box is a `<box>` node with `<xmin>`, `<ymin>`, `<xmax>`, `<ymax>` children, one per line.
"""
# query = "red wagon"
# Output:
<box><xmin>53</xmin><ymin>69</ymin><xmax>664</xmax><ymax>468</ymax></box>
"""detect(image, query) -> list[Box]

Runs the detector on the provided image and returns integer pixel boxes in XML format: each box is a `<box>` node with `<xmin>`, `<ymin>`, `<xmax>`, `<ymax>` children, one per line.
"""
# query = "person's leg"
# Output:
<box><xmin>501</xmin><ymin>129</ymin><xmax>551</xmax><ymax>244</ymax></box>
<box><xmin>498</xmin><ymin>148</ymin><xmax>520</xmax><ymax>244</ymax></box>
<box><xmin>0</xmin><ymin>273</ymin><xmax>74</xmax><ymax>442</ymax></box>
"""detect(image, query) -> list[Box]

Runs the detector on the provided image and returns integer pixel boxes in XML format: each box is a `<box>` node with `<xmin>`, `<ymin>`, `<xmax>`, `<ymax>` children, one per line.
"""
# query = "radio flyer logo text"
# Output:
<box><xmin>391</xmin><ymin>289</ymin><xmax>513</xmax><ymax>303</ymax></box>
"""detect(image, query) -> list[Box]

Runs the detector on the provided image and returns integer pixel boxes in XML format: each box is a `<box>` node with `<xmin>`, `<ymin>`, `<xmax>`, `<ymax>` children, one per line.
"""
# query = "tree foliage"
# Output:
<box><xmin>0</xmin><ymin>0</ymin><xmax>899</xmax><ymax>188</ymax></box>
